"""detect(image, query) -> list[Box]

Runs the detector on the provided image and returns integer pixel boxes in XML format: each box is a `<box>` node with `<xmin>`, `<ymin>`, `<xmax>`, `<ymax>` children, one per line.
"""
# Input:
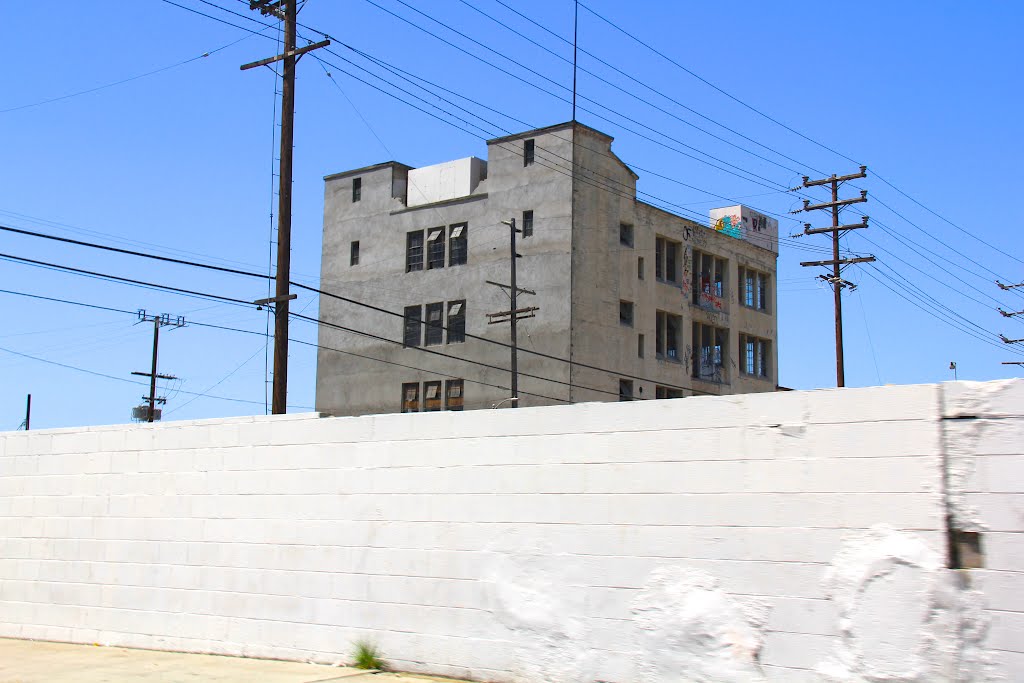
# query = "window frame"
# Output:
<box><xmin>427</xmin><ymin>227</ymin><xmax>445</xmax><ymax>270</ymax></box>
<box><xmin>692</xmin><ymin>322</ymin><xmax>729</xmax><ymax>383</ymax></box>
<box><xmin>401</xmin><ymin>382</ymin><xmax>419</xmax><ymax>413</ymax></box>
<box><xmin>424</xmin><ymin>302</ymin><xmax>444</xmax><ymax>346</ymax></box>
<box><xmin>739</xmin><ymin>333</ymin><xmax>771</xmax><ymax>379</ymax></box>
<box><xmin>448</xmin><ymin>223</ymin><xmax>468</xmax><ymax>266</ymax></box>
<box><xmin>423</xmin><ymin>380</ymin><xmax>443</xmax><ymax>411</ymax></box>
<box><xmin>447</xmin><ymin>300</ymin><xmax>466</xmax><ymax>344</ymax></box>
<box><xmin>620</xmin><ymin>222</ymin><xmax>634</xmax><ymax>248</ymax></box>
<box><xmin>406</xmin><ymin>230</ymin><xmax>424</xmax><ymax>273</ymax></box>
<box><xmin>655</xmin><ymin>310</ymin><xmax>682</xmax><ymax>361</ymax></box>
<box><xmin>524</xmin><ymin>138</ymin><xmax>535</xmax><ymax>166</ymax></box>
<box><xmin>445</xmin><ymin>379</ymin><xmax>464</xmax><ymax>411</ymax></box>
<box><xmin>352</xmin><ymin>177</ymin><xmax>362</xmax><ymax>202</ymax></box>
<box><xmin>619</xmin><ymin>300</ymin><xmax>634</xmax><ymax>327</ymax></box>
<box><xmin>522</xmin><ymin>210</ymin><xmax>534</xmax><ymax>238</ymax></box>
<box><xmin>350</xmin><ymin>240</ymin><xmax>360</xmax><ymax>266</ymax></box>
<box><xmin>403</xmin><ymin>305</ymin><xmax>422</xmax><ymax>348</ymax></box>
<box><xmin>618</xmin><ymin>379</ymin><xmax>634</xmax><ymax>402</ymax></box>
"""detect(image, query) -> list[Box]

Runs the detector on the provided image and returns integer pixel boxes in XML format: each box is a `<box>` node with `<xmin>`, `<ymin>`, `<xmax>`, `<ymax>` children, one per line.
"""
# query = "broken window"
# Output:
<box><xmin>655</xmin><ymin>386</ymin><xmax>684</xmax><ymax>399</ymax></box>
<box><xmin>692</xmin><ymin>250</ymin><xmax>727</xmax><ymax>309</ymax></box>
<box><xmin>739</xmin><ymin>334</ymin><xmax>770</xmax><ymax>379</ymax></box>
<box><xmin>619</xmin><ymin>300</ymin><xmax>634</xmax><ymax>327</ymax></box>
<box><xmin>656</xmin><ymin>310</ymin><xmax>682</xmax><ymax>360</ymax></box>
<box><xmin>655</xmin><ymin>236</ymin><xmax>681</xmax><ymax>284</ymax></box>
<box><xmin>522</xmin><ymin>211</ymin><xmax>534</xmax><ymax>238</ymax></box>
<box><xmin>427</xmin><ymin>227</ymin><xmax>445</xmax><ymax>269</ymax></box>
<box><xmin>693</xmin><ymin>322</ymin><xmax>728</xmax><ymax>382</ymax></box>
<box><xmin>447</xmin><ymin>300</ymin><xmax>466</xmax><ymax>344</ymax></box>
<box><xmin>448</xmin><ymin>223</ymin><xmax>467</xmax><ymax>266</ymax></box>
<box><xmin>424</xmin><ymin>302</ymin><xmax>444</xmax><ymax>346</ymax></box>
<box><xmin>403</xmin><ymin>305</ymin><xmax>422</xmax><ymax>347</ymax></box>
<box><xmin>618</xmin><ymin>379</ymin><xmax>634</xmax><ymax>401</ymax></box>
<box><xmin>445</xmin><ymin>379</ymin><xmax>464</xmax><ymax>411</ymax></box>
<box><xmin>401</xmin><ymin>382</ymin><xmax>419</xmax><ymax>413</ymax></box>
<box><xmin>406</xmin><ymin>230</ymin><xmax>424</xmax><ymax>272</ymax></box>
<box><xmin>352</xmin><ymin>177</ymin><xmax>362</xmax><ymax>202</ymax></box>
<box><xmin>620</xmin><ymin>222</ymin><xmax>634</xmax><ymax>248</ymax></box>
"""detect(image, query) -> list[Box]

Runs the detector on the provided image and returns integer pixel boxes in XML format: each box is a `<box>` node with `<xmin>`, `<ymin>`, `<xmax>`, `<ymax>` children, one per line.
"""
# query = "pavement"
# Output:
<box><xmin>0</xmin><ymin>638</ymin><xmax>467</xmax><ymax>683</ymax></box>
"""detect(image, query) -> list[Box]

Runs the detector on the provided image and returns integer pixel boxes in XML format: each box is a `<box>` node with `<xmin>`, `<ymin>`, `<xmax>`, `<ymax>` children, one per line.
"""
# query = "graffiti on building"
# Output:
<box><xmin>712</xmin><ymin>213</ymin><xmax>743</xmax><ymax>240</ymax></box>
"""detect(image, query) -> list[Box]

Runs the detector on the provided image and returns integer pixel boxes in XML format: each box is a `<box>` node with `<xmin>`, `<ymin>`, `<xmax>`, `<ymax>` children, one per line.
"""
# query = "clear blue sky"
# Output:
<box><xmin>2</xmin><ymin>1</ymin><xmax>1022</xmax><ymax>429</ymax></box>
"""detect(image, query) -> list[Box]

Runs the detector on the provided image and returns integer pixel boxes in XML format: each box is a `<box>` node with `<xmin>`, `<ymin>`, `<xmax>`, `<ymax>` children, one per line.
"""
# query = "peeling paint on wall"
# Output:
<box><xmin>819</xmin><ymin>525</ymin><xmax>995</xmax><ymax>682</ymax></box>
<box><xmin>632</xmin><ymin>566</ymin><xmax>768</xmax><ymax>683</ymax></box>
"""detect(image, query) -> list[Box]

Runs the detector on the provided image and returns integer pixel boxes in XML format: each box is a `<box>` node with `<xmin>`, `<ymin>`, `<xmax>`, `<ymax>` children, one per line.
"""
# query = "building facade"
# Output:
<box><xmin>316</xmin><ymin>122</ymin><xmax>778</xmax><ymax>416</ymax></box>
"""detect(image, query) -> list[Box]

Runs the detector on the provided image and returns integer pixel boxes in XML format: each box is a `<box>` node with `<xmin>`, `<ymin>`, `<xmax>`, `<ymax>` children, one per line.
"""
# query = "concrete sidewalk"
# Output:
<box><xmin>0</xmin><ymin>638</ymin><xmax>464</xmax><ymax>683</ymax></box>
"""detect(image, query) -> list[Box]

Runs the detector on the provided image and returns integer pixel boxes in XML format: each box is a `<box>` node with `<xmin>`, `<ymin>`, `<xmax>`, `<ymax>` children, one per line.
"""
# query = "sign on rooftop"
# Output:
<box><xmin>709</xmin><ymin>206</ymin><xmax>778</xmax><ymax>254</ymax></box>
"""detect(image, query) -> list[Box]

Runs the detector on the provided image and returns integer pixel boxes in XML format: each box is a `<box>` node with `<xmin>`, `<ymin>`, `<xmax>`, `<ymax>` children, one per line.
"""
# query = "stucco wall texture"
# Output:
<box><xmin>0</xmin><ymin>380</ymin><xmax>1020</xmax><ymax>682</ymax></box>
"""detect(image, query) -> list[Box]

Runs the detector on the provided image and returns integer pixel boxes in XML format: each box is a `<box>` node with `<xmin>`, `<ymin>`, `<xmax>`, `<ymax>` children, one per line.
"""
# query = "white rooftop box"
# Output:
<box><xmin>406</xmin><ymin>157</ymin><xmax>486</xmax><ymax>207</ymax></box>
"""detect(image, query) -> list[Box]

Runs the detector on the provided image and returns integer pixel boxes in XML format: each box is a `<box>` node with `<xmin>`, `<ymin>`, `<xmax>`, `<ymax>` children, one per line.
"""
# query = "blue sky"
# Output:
<box><xmin>2</xmin><ymin>1</ymin><xmax>1022</xmax><ymax>429</ymax></box>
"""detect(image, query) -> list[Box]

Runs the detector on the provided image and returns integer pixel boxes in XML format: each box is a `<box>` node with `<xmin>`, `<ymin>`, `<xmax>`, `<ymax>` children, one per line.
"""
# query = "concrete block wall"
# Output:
<box><xmin>0</xmin><ymin>382</ymin><xmax>1020</xmax><ymax>682</ymax></box>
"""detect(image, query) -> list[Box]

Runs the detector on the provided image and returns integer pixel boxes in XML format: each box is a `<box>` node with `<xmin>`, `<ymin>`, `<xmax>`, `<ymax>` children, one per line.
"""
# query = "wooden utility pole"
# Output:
<box><xmin>132</xmin><ymin>311</ymin><xmax>184</xmax><ymax>422</ymax></box>
<box><xmin>487</xmin><ymin>218</ymin><xmax>539</xmax><ymax>407</ymax></box>
<box><xmin>23</xmin><ymin>394</ymin><xmax>30</xmax><ymax>431</ymax></box>
<box><xmin>242</xmin><ymin>1</ymin><xmax>329</xmax><ymax>414</ymax></box>
<box><xmin>798</xmin><ymin>167</ymin><xmax>874</xmax><ymax>387</ymax></box>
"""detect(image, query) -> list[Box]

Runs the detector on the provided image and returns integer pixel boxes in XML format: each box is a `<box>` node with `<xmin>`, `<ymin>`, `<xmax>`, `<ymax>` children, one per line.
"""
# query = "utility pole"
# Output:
<box><xmin>243</xmin><ymin>0</ymin><xmax>329</xmax><ymax>414</ymax></box>
<box><xmin>798</xmin><ymin>167</ymin><xmax>875</xmax><ymax>387</ymax></box>
<box><xmin>487</xmin><ymin>218</ymin><xmax>539</xmax><ymax>407</ymax></box>
<box><xmin>20</xmin><ymin>394</ymin><xmax>30</xmax><ymax>431</ymax></box>
<box><xmin>132</xmin><ymin>311</ymin><xmax>184</xmax><ymax>422</ymax></box>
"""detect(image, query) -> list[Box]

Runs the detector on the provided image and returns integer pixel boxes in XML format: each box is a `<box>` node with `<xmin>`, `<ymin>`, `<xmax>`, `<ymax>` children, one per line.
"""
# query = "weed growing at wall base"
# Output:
<box><xmin>353</xmin><ymin>640</ymin><xmax>386</xmax><ymax>670</ymax></box>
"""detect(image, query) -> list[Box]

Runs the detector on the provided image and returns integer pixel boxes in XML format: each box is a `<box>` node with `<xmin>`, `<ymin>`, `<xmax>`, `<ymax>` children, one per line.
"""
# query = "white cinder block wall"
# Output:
<box><xmin>0</xmin><ymin>381</ymin><xmax>1020</xmax><ymax>682</ymax></box>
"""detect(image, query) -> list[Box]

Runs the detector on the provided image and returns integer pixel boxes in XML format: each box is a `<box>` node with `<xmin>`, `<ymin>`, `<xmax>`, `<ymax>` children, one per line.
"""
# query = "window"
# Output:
<box><xmin>352</xmin><ymin>177</ymin><xmax>362</xmax><ymax>202</ymax></box>
<box><xmin>620</xmin><ymin>222</ymin><xmax>634</xmax><ymax>247</ymax></box>
<box><xmin>655</xmin><ymin>386</ymin><xmax>684</xmax><ymax>399</ymax></box>
<box><xmin>655</xmin><ymin>236</ymin><xmax>681</xmax><ymax>284</ymax></box>
<box><xmin>637</xmin><ymin>333</ymin><xmax>645</xmax><ymax>358</ymax></box>
<box><xmin>618</xmin><ymin>379</ymin><xmax>634</xmax><ymax>402</ymax></box>
<box><xmin>619</xmin><ymin>300</ymin><xmax>634</xmax><ymax>327</ymax></box>
<box><xmin>403</xmin><ymin>305</ymin><xmax>422</xmax><ymax>347</ymax></box>
<box><xmin>447</xmin><ymin>300</ymin><xmax>466</xmax><ymax>344</ymax></box>
<box><xmin>423</xmin><ymin>381</ymin><xmax>442</xmax><ymax>411</ymax></box>
<box><xmin>524</xmin><ymin>138</ymin><xmax>535</xmax><ymax>166</ymax></box>
<box><xmin>739</xmin><ymin>334</ymin><xmax>771</xmax><ymax>378</ymax></box>
<box><xmin>350</xmin><ymin>240</ymin><xmax>360</xmax><ymax>266</ymax></box>
<box><xmin>738</xmin><ymin>267</ymin><xmax>770</xmax><ymax>311</ymax></box>
<box><xmin>655</xmin><ymin>311</ymin><xmax>681</xmax><ymax>360</ymax></box>
<box><xmin>401</xmin><ymin>382</ymin><xmax>419</xmax><ymax>413</ymax></box>
<box><xmin>406</xmin><ymin>230</ymin><xmax>424</xmax><ymax>272</ymax></box>
<box><xmin>445</xmin><ymin>379</ymin><xmax>464</xmax><ymax>411</ymax></box>
<box><xmin>449</xmin><ymin>223</ymin><xmax>467</xmax><ymax>266</ymax></box>
<box><xmin>692</xmin><ymin>250</ymin><xmax>727</xmax><ymax>309</ymax></box>
<box><xmin>427</xmin><ymin>227</ymin><xmax>445</xmax><ymax>269</ymax></box>
<box><xmin>638</xmin><ymin>257</ymin><xmax>644</xmax><ymax>280</ymax></box>
<box><xmin>693</xmin><ymin>323</ymin><xmax>728</xmax><ymax>383</ymax></box>
<box><xmin>522</xmin><ymin>211</ymin><xmax>534</xmax><ymax>238</ymax></box>
<box><xmin>424</xmin><ymin>302</ymin><xmax>444</xmax><ymax>346</ymax></box>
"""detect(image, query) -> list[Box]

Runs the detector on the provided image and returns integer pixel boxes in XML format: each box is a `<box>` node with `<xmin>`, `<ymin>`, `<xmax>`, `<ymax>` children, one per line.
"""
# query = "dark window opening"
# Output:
<box><xmin>739</xmin><ymin>334</ymin><xmax>770</xmax><ymax>379</ymax></box>
<box><xmin>638</xmin><ymin>257</ymin><xmax>644</xmax><ymax>280</ymax></box>
<box><xmin>638</xmin><ymin>333</ymin><xmax>645</xmax><ymax>358</ymax></box>
<box><xmin>352</xmin><ymin>177</ymin><xmax>362</xmax><ymax>202</ymax></box>
<box><xmin>619</xmin><ymin>300</ymin><xmax>634</xmax><ymax>327</ymax></box>
<box><xmin>693</xmin><ymin>322</ymin><xmax>727</xmax><ymax>382</ymax></box>
<box><xmin>449</xmin><ymin>223</ymin><xmax>468</xmax><ymax>266</ymax></box>
<box><xmin>656</xmin><ymin>236</ymin><xmax>681</xmax><ymax>284</ymax></box>
<box><xmin>620</xmin><ymin>223</ymin><xmax>634</xmax><ymax>248</ymax></box>
<box><xmin>350</xmin><ymin>240</ymin><xmax>360</xmax><ymax>266</ymax></box>
<box><xmin>522</xmin><ymin>211</ymin><xmax>534</xmax><ymax>238</ymax></box>
<box><xmin>406</xmin><ymin>230</ymin><xmax>424</xmax><ymax>272</ymax></box>
<box><xmin>424</xmin><ymin>302</ymin><xmax>444</xmax><ymax>346</ymax></box>
<box><xmin>447</xmin><ymin>300</ymin><xmax>466</xmax><ymax>344</ymax></box>
<box><xmin>656</xmin><ymin>311</ymin><xmax>681</xmax><ymax>360</ymax></box>
<box><xmin>656</xmin><ymin>386</ymin><xmax>684</xmax><ymax>399</ymax></box>
<box><xmin>427</xmin><ymin>227</ymin><xmax>445</xmax><ymax>269</ymax></box>
<box><xmin>618</xmin><ymin>379</ymin><xmax>634</xmax><ymax>402</ymax></box>
<box><xmin>692</xmin><ymin>250</ymin><xmax>727</xmax><ymax>307</ymax></box>
<box><xmin>524</xmin><ymin>138</ymin><xmax>535</xmax><ymax>166</ymax></box>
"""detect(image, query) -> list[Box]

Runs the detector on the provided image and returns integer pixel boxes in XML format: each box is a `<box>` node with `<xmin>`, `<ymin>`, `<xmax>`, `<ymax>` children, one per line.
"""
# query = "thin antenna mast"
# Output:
<box><xmin>572</xmin><ymin>0</ymin><xmax>578</xmax><ymax>121</ymax></box>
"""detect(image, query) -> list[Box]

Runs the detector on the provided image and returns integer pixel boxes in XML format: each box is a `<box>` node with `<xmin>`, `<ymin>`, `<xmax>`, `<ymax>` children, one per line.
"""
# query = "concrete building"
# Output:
<box><xmin>316</xmin><ymin>121</ymin><xmax>779</xmax><ymax>416</ymax></box>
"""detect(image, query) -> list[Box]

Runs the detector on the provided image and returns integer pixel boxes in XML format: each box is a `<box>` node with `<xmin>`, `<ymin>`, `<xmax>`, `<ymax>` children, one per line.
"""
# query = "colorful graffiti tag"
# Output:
<box><xmin>713</xmin><ymin>214</ymin><xmax>743</xmax><ymax>239</ymax></box>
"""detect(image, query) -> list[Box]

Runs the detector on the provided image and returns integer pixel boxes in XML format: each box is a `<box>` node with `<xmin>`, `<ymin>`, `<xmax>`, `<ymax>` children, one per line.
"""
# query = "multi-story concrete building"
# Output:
<box><xmin>316</xmin><ymin>121</ymin><xmax>778</xmax><ymax>416</ymax></box>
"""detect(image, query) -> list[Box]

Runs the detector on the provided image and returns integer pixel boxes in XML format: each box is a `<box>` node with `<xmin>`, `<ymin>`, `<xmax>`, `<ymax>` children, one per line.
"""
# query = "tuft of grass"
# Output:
<box><xmin>353</xmin><ymin>640</ymin><xmax>386</xmax><ymax>670</ymax></box>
